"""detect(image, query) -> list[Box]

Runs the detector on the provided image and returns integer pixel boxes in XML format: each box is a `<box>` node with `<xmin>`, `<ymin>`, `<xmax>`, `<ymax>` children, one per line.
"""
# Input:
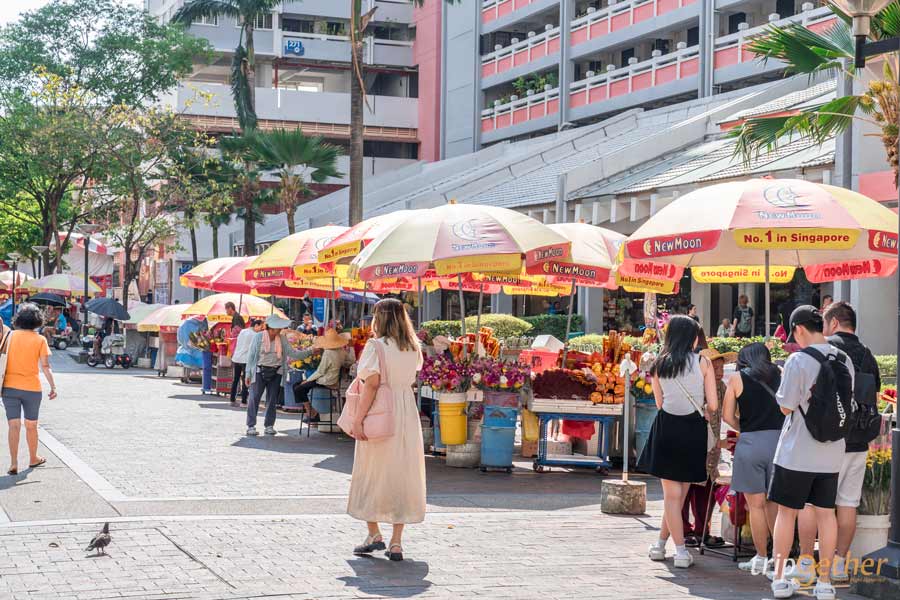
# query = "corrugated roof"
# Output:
<box><xmin>719</xmin><ymin>80</ymin><xmax>835</xmax><ymax>123</ymax></box>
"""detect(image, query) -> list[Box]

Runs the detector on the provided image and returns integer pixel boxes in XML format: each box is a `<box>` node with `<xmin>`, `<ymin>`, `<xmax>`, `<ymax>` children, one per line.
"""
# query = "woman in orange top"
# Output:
<box><xmin>3</xmin><ymin>303</ymin><xmax>57</xmax><ymax>476</ymax></box>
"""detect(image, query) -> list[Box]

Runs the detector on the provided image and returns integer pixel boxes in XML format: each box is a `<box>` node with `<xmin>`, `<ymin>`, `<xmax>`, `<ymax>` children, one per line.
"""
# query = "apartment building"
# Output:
<box><xmin>440</xmin><ymin>0</ymin><xmax>835</xmax><ymax>155</ymax></box>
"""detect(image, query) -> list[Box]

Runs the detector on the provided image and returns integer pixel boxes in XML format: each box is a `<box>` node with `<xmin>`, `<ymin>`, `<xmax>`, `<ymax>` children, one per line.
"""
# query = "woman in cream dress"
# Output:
<box><xmin>348</xmin><ymin>298</ymin><xmax>425</xmax><ymax>561</ymax></box>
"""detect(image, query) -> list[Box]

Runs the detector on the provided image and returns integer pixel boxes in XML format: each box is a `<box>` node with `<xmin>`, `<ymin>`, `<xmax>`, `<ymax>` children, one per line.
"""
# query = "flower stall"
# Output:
<box><xmin>527</xmin><ymin>331</ymin><xmax>658</xmax><ymax>474</ymax></box>
<box><xmin>470</xmin><ymin>356</ymin><xmax>530</xmax><ymax>472</ymax></box>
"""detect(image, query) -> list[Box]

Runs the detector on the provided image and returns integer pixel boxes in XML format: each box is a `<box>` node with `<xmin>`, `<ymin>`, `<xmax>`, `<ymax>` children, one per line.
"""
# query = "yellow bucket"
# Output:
<box><xmin>437</xmin><ymin>401</ymin><xmax>467</xmax><ymax>445</ymax></box>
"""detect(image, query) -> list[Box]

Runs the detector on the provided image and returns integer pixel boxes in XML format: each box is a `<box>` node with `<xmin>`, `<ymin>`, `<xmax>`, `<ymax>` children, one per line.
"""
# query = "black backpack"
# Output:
<box><xmin>827</xmin><ymin>336</ymin><xmax>881</xmax><ymax>445</ymax></box>
<box><xmin>798</xmin><ymin>347</ymin><xmax>855</xmax><ymax>443</ymax></box>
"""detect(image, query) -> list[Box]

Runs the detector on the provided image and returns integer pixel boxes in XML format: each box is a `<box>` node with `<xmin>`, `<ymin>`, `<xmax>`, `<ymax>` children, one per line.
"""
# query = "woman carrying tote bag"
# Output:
<box><xmin>347</xmin><ymin>298</ymin><xmax>425</xmax><ymax>562</ymax></box>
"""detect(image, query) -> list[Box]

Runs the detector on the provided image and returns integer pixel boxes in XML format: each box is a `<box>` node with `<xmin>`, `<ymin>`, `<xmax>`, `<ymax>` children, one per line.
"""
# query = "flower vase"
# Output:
<box><xmin>849</xmin><ymin>514</ymin><xmax>890</xmax><ymax>558</ymax></box>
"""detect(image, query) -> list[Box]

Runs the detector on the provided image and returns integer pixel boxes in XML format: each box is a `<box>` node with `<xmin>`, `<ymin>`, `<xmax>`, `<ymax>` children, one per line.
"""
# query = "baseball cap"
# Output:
<box><xmin>789</xmin><ymin>305</ymin><xmax>823</xmax><ymax>332</ymax></box>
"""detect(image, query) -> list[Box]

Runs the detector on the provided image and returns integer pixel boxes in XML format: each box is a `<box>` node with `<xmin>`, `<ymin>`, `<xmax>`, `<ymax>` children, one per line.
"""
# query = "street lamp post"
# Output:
<box><xmin>829</xmin><ymin>0</ymin><xmax>900</xmax><ymax>582</ymax></box>
<box><xmin>31</xmin><ymin>245</ymin><xmax>49</xmax><ymax>279</ymax></box>
<box><xmin>7</xmin><ymin>251</ymin><xmax>21</xmax><ymax>317</ymax></box>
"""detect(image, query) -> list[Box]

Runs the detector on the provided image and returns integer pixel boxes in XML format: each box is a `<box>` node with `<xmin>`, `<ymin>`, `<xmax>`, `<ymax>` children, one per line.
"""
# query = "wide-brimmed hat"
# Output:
<box><xmin>314</xmin><ymin>328</ymin><xmax>351</xmax><ymax>349</ymax></box>
<box><xmin>266</xmin><ymin>314</ymin><xmax>292</xmax><ymax>329</ymax></box>
<box><xmin>700</xmin><ymin>348</ymin><xmax>737</xmax><ymax>364</ymax></box>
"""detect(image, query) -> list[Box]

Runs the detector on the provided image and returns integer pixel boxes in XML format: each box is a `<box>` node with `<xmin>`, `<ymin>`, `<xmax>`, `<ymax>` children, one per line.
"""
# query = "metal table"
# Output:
<box><xmin>532</xmin><ymin>411</ymin><xmax>619</xmax><ymax>474</ymax></box>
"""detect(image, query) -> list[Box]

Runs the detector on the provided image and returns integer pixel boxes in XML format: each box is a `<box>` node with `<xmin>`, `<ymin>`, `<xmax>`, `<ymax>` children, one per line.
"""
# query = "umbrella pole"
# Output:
<box><xmin>457</xmin><ymin>274</ymin><xmax>467</xmax><ymax>338</ymax></box>
<box><xmin>416</xmin><ymin>276</ymin><xmax>423</xmax><ymax>328</ymax></box>
<box><xmin>238</xmin><ymin>294</ymin><xmax>243</xmax><ymax>314</ymax></box>
<box><xmin>561</xmin><ymin>279</ymin><xmax>577</xmax><ymax>367</ymax></box>
<box><xmin>474</xmin><ymin>282</ymin><xmax>484</xmax><ymax>355</ymax></box>
<box><xmin>270</xmin><ymin>295</ymin><xmax>274</xmax><ymax>315</ymax></box>
<box><xmin>331</xmin><ymin>276</ymin><xmax>336</xmax><ymax>328</ymax></box>
<box><xmin>764</xmin><ymin>250</ymin><xmax>771</xmax><ymax>340</ymax></box>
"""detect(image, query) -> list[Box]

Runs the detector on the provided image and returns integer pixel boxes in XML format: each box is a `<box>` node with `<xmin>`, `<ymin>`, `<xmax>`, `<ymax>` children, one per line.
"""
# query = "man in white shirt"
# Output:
<box><xmin>230</xmin><ymin>319</ymin><xmax>263</xmax><ymax>406</ymax></box>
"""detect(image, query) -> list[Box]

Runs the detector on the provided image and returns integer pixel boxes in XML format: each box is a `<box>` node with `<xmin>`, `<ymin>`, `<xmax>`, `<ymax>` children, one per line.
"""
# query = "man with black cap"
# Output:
<box><xmin>767</xmin><ymin>305</ymin><xmax>854</xmax><ymax>600</ymax></box>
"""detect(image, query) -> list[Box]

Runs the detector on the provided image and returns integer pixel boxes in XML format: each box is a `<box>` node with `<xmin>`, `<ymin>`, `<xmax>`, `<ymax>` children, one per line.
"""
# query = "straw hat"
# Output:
<box><xmin>314</xmin><ymin>328</ymin><xmax>351</xmax><ymax>349</ymax></box>
<box><xmin>700</xmin><ymin>348</ymin><xmax>737</xmax><ymax>364</ymax></box>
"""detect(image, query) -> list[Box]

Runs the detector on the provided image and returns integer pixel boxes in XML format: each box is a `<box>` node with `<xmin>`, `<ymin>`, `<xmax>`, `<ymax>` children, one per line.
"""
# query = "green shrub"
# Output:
<box><xmin>708</xmin><ymin>336</ymin><xmax>787</xmax><ymax>360</ymax></box>
<box><xmin>522</xmin><ymin>314</ymin><xmax>583</xmax><ymax>339</ymax></box>
<box><xmin>876</xmin><ymin>355</ymin><xmax>897</xmax><ymax>378</ymax></box>
<box><xmin>421</xmin><ymin>320</ymin><xmax>461</xmax><ymax>339</ymax></box>
<box><xmin>464</xmin><ymin>314</ymin><xmax>533</xmax><ymax>338</ymax></box>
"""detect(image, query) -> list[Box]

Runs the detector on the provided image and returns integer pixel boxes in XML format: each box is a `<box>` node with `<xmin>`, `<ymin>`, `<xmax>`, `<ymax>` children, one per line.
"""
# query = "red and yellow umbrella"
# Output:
<box><xmin>623</xmin><ymin>178</ymin><xmax>898</xmax><ymax>329</ymax></box>
<box><xmin>22</xmin><ymin>273</ymin><xmax>102</xmax><ymax>297</ymax></box>
<box><xmin>244</xmin><ymin>225</ymin><xmax>349</xmax><ymax>283</ymax></box>
<box><xmin>183</xmin><ymin>293</ymin><xmax>286</xmax><ymax>324</ymax></box>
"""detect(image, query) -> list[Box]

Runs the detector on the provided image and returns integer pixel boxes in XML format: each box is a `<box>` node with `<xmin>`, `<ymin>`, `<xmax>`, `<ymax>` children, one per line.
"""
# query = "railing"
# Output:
<box><xmin>482</xmin><ymin>0</ymin><xmax>543</xmax><ymax>24</ymax></box>
<box><xmin>568</xmin><ymin>44</ymin><xmax>700</xmax><ymax>109</ymax></box>
<box><xmin>570</xmin><ymin>0</ymin><xmax>697</xmax><ymax>46</ymax></box>
<box><xmin>712</xmin><ymin>6</ymin><xmax>835</xmax><ymax>71</ymax></box>
<box><xmin>480</xmin><ymin>87</ymin><xmax>560</xmax><ymax>133</ymax></box>
<box><xmin>481</xmin><ymin>26</ymin><xmax>561</xmax><ymax>78</ymax></box>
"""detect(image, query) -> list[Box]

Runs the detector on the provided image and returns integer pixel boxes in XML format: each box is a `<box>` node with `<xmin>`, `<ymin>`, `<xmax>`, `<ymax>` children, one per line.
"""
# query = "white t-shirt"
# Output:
<box><xmin>231</xmin><ymin>328</ymin><xmax>256</xmax><ymax>364</ymax></box>
<box><xmin>773</xmin><ymin>343</ymin><xmax>854</xmax><ymax>474</ymax></box>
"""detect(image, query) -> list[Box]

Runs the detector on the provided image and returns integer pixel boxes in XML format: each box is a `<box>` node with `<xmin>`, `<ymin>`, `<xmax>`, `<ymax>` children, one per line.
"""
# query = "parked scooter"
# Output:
<box><xmin>50</xmin><ymin>328</ymin><xmax>79</xmax><ymax>351</ymax></box>
<box><xmin>86</xmin><ymin>333</ymin><xmax>132</xmax><ymax>369</ymax></box>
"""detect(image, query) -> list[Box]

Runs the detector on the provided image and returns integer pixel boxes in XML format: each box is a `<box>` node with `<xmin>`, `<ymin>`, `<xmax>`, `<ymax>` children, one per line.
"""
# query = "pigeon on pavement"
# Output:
<box><xmin>85</xmin><ymin>523</ymin><xmax>111</xmax><ymax>555</ymax></box>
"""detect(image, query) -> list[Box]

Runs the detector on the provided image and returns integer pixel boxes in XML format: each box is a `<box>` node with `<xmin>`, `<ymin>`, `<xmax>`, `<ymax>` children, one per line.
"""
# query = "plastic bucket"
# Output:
<box><xmin>438</xmin><ymin>401</ymin><xmax>467</xmax><ymax>445</ymax></box>
<box><xmin>482</xmin><ymin>390</ymin><xmax>519</xmax><ymax>408</ymax></box>
<box><xmin>483</xmin><ymin>405</ymin><xmax>519</xmax><ymax>428</ymax></box>
<box><xmin>634</xmin><ymin>403</ymin><xmax>659</xmax><ymax>460</ymax></box>
<box><xmin>480</xmin><ymin>425</ymin><xmax>516</xmax><ymax>468</ymax></box>
<box><xmin>310</xmin><ymin>387</ymin><xmax>333</xmax><ymax>415</ymax></box>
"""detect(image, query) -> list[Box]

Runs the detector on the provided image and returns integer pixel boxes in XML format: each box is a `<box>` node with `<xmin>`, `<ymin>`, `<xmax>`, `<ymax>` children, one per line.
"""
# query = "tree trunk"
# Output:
<box><xmin>189</xmin><ymin>224</ymin><xmax>199</xmax><ymax>302</ymax></box>
<box><xmin>121</xmin><ymin>275</ymin><xmax>132</xmax><ymax>312</ymax></box>
<box><xmin>286</xmin><ymin>203</ymin><xmax>296</xmax><ymax>235</ymax></box>
<box><xmin>243</xmin><ymin>202</ymin><xmax>256</xmax><ymax>256</ymax></box>
<box><xmin>211</xmin><ymin>225</ymin><xmax>220</xmax><ymax>258</ymax></box>
<box><xmin>349</xmin><ymin>21</ymin><xmax>364</xmax><ymax>226</ymax></box>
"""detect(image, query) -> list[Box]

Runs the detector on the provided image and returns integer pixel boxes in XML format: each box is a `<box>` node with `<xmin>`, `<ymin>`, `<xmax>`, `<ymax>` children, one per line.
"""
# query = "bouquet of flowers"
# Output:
<box><xmin>470</xmin><ymin>356</ymin><xmax>530</xmax><ymax>392</ymax></box>
<box><xmin>418</xmin><ymin>355</ymin><xmax>473</xmax><ymax>393</ymax></box>
<box><xmin>291</xmin><ymin>350</ymin><xmax>322</xmax><ymax>372</ymax></box>
<box><xmin>859</xmin><ymin>447</ymin><xmax>892</xmax><ymax>515</ymax></box>
<box><xmin>189</xmin><ymin>329</ymin><xmax>224</xmax><ymax>351</ymax></box>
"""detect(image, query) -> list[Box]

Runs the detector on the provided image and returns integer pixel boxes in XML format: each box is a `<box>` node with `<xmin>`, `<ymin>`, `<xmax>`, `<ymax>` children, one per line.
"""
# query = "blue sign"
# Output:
<box><xmin>178</xmin><ymin>262</ymin><xmax>194</xmax><ymax>276</ymax></box>
<box><xmin>312</xmin><ymin>298</ymin><xmax>326</xmax><ymax>325</ymax></box>
<box><xmin>284</xmin><ymin>39</ymin><xmax>305</xmax><ymax>57</ymax></box>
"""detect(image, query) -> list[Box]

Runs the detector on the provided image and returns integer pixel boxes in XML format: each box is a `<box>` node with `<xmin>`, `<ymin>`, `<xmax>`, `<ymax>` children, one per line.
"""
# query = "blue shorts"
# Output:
<box><xmin>2</xmin><ymin>387</ymin><xmax>43</xmax><ymax>421</ymax></box>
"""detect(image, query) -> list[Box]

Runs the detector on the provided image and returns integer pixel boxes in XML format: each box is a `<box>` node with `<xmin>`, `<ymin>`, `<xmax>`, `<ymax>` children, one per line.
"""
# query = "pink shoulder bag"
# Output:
<box><xmin>338</xmin><ymin>339</ymin><xmax>395</xmax><ymax>441</ymax></box>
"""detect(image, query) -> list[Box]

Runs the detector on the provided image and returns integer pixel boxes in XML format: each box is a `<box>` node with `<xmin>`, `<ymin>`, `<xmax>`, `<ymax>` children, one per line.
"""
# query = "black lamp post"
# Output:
<box><xmin>7</xmin><ymin>252</ymin><xmax>21</xmax><ymax>317</ymax></box>
<box><xmin>830</xmin><ymin>0</ymin><xmax>900</xmax><ymax>582</ymax></box>
<box><xmin>31</xmin><ymin>245</ymin><xmax>48</xmax><ymax>279</ymax></box>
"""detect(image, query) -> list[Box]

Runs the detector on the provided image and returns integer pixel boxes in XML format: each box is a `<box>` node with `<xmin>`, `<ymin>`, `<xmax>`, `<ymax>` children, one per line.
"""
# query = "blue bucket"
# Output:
<box><xmin>634</xmin><ymin>403</ymin><xmax>659</xmax><ymax>460</ymax></box>
<box><xmin>483</xmin><ymin>405</ymin><xmax>519</xmax><ymax>428</ymax></box>
<box><xmin>433</xmin><ymin>408</ymin><xmax>445</xmax><ymax>450</ymax></box>
<box><xmin>480</xmin><ymin>425</ymin><xmax>516</xmax><ymax>468</ymax></box>
<box><xmin>310</xmin><ymin>387</ymin><xmax>333</xmax><ymax>415</ymax></box>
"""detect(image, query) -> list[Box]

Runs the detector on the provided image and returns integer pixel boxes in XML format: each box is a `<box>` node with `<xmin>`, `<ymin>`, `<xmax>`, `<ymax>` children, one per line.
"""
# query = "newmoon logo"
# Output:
<box><xmin>451</xmin><ymin>220</ymin><xmax>480</xmax><ymax>242</ymax></box>
<box><xmin>763</xmin><ymin>184</ymin><xmax>809</xmax><ymax>209</ymax></box>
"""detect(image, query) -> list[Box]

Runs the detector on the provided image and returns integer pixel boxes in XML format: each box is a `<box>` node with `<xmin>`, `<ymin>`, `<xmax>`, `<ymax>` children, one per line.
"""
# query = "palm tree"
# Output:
<box><xmin>250</xmin><ymin>128</ymin><xmax>343</xmax><ymax>234</ymax></box>
<box><xmin>347</xmin><ymin>0</ymin><xmax>458</xmax><ymax>226</ymax></box>
<box><xmin>220</xmin><ymin>133</ymin><xmax>270</xmax><ymax>255</ymax></box>
<box><xmin>731</xmin><ymin>2</ymin><xmax>899</xmax><ymax>178</ymax></box>
<box><xmin>174</xmin><ymin>0</ymin><xmax>281</xmax><ymax>131</ymax></box>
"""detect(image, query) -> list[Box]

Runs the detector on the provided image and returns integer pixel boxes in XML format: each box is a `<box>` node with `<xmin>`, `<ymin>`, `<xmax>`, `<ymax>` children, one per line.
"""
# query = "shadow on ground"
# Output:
<box><xmin>339</xmin><ymin>557</ymin><xmax>432</xmax><ymax>598</ymax></box>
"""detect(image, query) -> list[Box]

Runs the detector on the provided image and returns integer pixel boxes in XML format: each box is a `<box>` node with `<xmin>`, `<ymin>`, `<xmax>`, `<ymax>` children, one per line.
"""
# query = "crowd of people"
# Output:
<box><xmin>642</xmin><ymin>300</ymin><xmax>882</xmax><ymax>600</ymax></box>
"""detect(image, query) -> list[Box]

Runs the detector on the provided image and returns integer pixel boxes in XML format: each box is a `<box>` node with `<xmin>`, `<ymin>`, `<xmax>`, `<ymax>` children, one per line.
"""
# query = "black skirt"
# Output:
<box><xmin>638</xmin><ymin>409</ymin><xmax>707</xmax><ymax>483</ymax></box>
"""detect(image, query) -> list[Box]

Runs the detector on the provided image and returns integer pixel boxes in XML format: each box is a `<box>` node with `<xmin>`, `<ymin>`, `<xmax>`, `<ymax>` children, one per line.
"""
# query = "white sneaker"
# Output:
<box><xmin>785</xmin><ymin>557</ymin><xmax>817</xmax><ymax>584</ymax></box>
<box><xmin>738</xmin><ymin>554</ymin><xmax>769</xmax><ymax>574</ymax></box>
<box><xmin>264</xmin><ymin>426</ymin><xmax>276</xmax><ymax>435</ymax></box>
<box><xmin>673</xmin><ymin>552</ymin><xmax>694</xmax><ymax>568</ymax></box>
<box><xmin>772</xmin><ymin>578</ymin><xmax>799</xmax><ymax>599</ymax></box>
<box><xmin>648</xmin><ymin>544</ymin><xmax>666</xmax><ymax>561</ymax></box>
<box><xmin>246</xmin><ymin>426</ymin><xmax>258</xmax><ymax>436</ymax></box>
<box><xmin>831</xmin><ymin>556</ymin><xmax>849</xmax><ymax>583</ymax></box>
<box><xmin>813</xmin><ymin>581</ymin><xmax>836</xmax><ymax>600</ymax></box>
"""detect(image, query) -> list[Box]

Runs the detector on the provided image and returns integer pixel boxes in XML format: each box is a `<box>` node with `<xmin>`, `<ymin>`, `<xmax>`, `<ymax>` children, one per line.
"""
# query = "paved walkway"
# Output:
<box><xmin>0</xmin><ymin>354</ymin><xmax>867</xmax><ymax>599</ymax></box>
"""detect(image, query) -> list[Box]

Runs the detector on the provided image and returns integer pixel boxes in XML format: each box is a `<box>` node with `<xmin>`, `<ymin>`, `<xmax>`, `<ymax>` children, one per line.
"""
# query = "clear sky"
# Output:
<box><xmin>0</xmin><ymin>0</ymin><xmax>144</xmax><ymax>27</ymax></box>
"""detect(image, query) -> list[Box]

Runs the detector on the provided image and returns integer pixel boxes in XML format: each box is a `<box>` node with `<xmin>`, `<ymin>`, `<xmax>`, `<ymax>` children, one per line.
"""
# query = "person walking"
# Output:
<box><xmin>292</xmin><ymin>328</ymin><xmax>354</xmax><ymax>424</ymax></box>
<box><xmin>3</xmin><ymin>304</ymin><xmax>57</xmax><ymax>476</ymax></box>
<box><xmin>732</xmin><ymin>294</ymin><xmax>754</xmax><ymax>338</ymax></box>
<box><xmin>640</xmin><ymin>315</ymin><xmax>719</xmax><ymax>568</ymax></box>
<box><xmin>791</xmin><ymin>301</ymin><xmax>882</xmax><ymax>585</ymax></box>
<box><xmin>722</xmin><ymin>342</ymin><xmax>785</xmax><ymax>574</ymax></box>
<box><xmin>244</xmin><ymin>315</ymin><xmax>309</xmax><ymax>436</ymax></box>
<box><xmin>230</xmin><ymin>319</ymin><xmax>263</xmax><ymax>406</ymax></box>
<box><xmin>768</xmin><ymin>306</ymin><xmax>853</xmax><ymax>600</ymax></box>
<box><xmin>348</xmin><ymin>298</ymin><xmax>425</xmax><ymax>562</ymax></box>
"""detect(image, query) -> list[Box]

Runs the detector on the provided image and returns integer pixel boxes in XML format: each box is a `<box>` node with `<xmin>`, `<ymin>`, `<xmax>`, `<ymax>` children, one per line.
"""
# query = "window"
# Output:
<box><xmin>776</xmin><ymin>0</ymin><xmax>796</xmax><ymax>18</ymax></box>
<box><xmin>192</xmin><ymin>14</ymin><xmax>218</xmax><ymax>26</ymax></box>
<box><xmin>620</xmin><ymin>47</ymin><xmax>635</xmax><ymax>68</ymax></box>
<box><xmin>652</xmin><ymin>39</ymin><xmax>670</xmax><ymax>54</ymax></box>
<box><xmin>728</xmin><ymin>12</ymin><xmax>747</xmax><ymax>34</ymax></box>
<box><xmin>282</xmin><ymin>18</ymin><xmax>314</xmax><ymax>34</ymax></box>
<box><xmin>254</xmin><ymin>13</ymin><xmax>273</xmax><ymax>30</ymax></box>
<box><xmin>687</xmin><ymin>26</ymin><xmax>699</xmax><ymax>46</ymax></box>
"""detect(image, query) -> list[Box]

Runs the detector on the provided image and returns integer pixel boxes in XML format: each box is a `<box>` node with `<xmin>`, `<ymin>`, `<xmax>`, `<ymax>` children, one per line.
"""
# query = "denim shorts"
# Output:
<box><xmin>2</xmin><ymin>387</ymin><xmax>43</xmax><ymax>421</ymax></box>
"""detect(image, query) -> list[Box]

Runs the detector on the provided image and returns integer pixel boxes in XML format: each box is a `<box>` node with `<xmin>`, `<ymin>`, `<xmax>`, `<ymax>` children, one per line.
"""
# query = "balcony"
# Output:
<box><xmin>481</xmin><ymin>0</ymin><xmax>560</xmax><ymax>33</ymax></box>
<box><xmin>480</xmin><ymin>87</ymin><xmax>559</xmax><ymax>139</ymax></box>
<box><xmin>570</xmin><ymin>0</ymin><xmax>699</xmax><ymax>57</ymax></box>
<box><xmin>280</xmin><ymin>33</ymin><xmax>414</xmax><ymax>67</ymax></box>
<box><xmin>170</xmin><ymin>82</ymin><xmax>418</xmax><ymax>140</ymax></box>
<box><xmin>281</xmin><ymin>0</ymin><xmax>415</xmax><ymax>23</ymax></box>
<box><xmin>713</xmin><ymin>6</ymin><xmax>836</xmax><ymax>85</ymax></box>
<box><xmin>481</xmin><ymin>26</ymin><xmax>560</xmax><ymax>86</ymax></box>
<box><xmin>371</xmin><ymin>39</ymin><xmax>415</xmax><ymax>67</ymax></box>
<box><xmin>569</xmin><ymin>43</ymin><xmax>699</xmax><ymax>116</ymax></box>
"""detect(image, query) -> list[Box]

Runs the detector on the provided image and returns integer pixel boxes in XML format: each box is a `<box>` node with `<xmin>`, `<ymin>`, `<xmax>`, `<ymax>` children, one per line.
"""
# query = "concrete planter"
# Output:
<box><xmin>849</xmin><ymin>514</ymin><xmax>890</xmax><ymax>558</ymax></box>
